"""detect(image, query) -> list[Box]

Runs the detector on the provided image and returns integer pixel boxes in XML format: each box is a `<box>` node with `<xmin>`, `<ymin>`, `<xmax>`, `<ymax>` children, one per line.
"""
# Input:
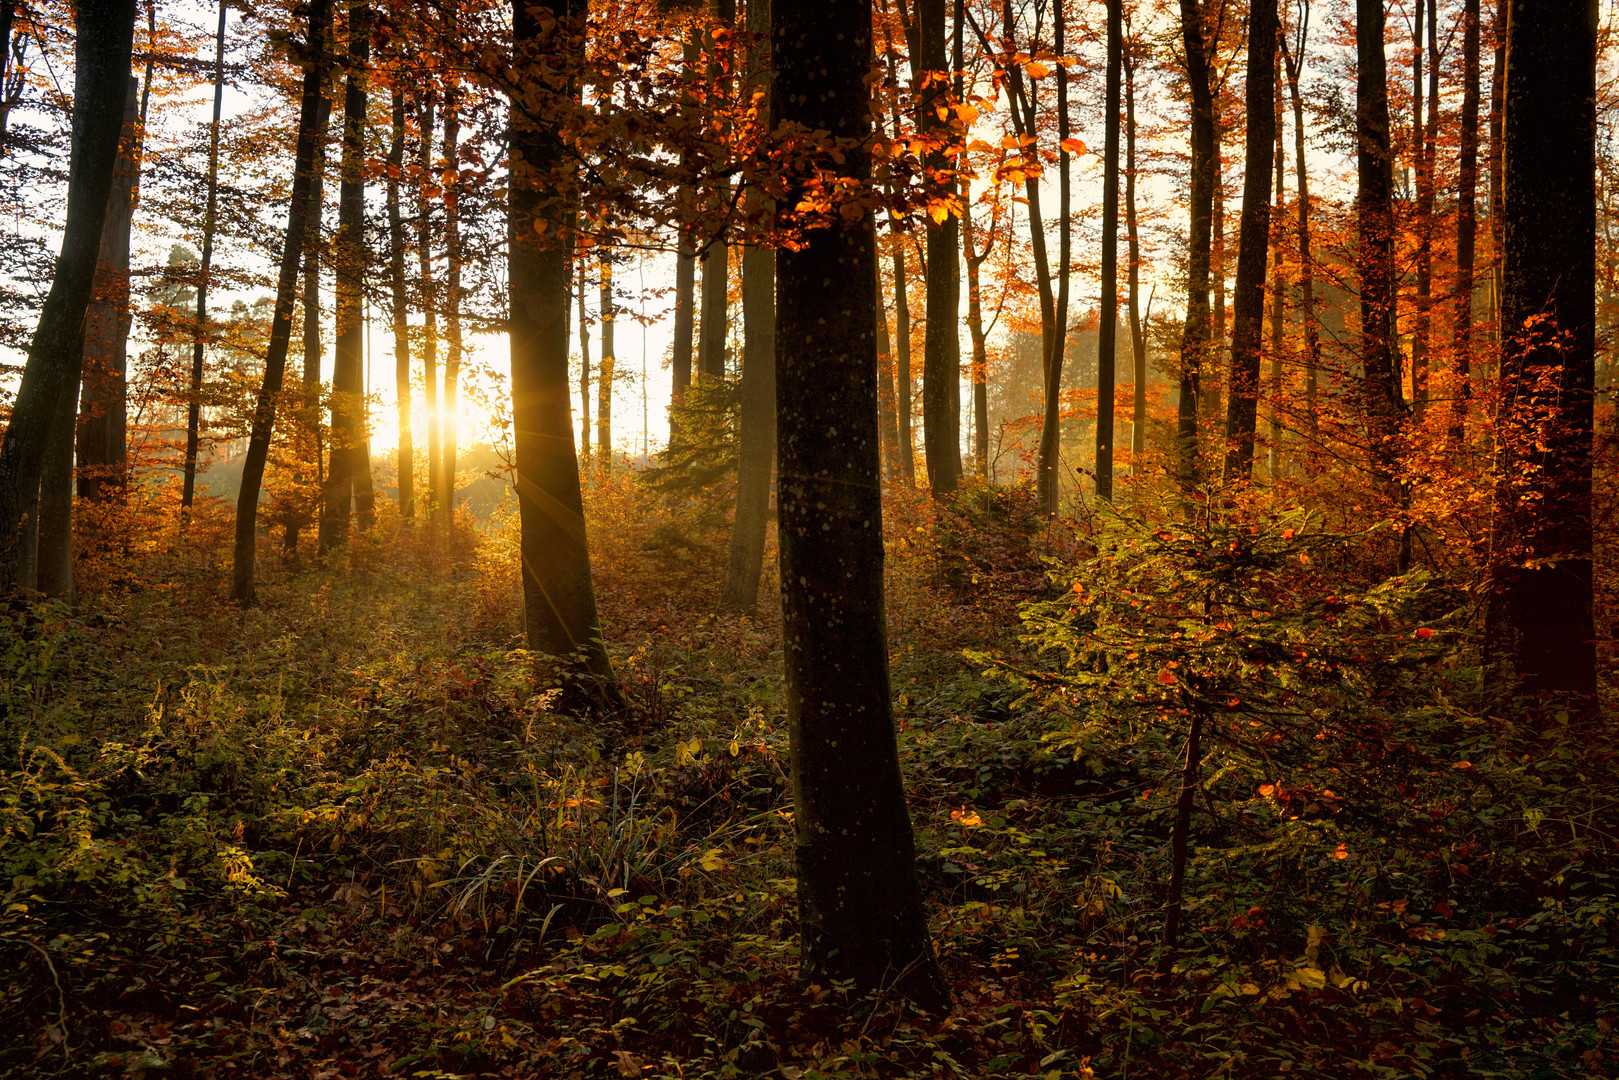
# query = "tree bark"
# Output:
<box><xmin>876</xmin><ymin>260</ymin><xmax>902</xmax><ymax>477</ymax></box>
<box><xmin>1176</xmin><ymin>0</ymin><xmax>1216</xmax><ymax>491</ymax></box>
<box><xmin>76</xmin><ymin>76</ymin><xmax>141</xmax><ymax>507</ymax></box>
<box><xmin>1280</xmin><ymin>20</ymin><xmax>1319</xmax><ymax>450</ymax></box>
<box><xmin>1221</xmin><ymin>0</ymin><xmax>1276</xmax><ymax>484</ymax></box>
<box><xmin>773</xmin><ymin>0</ymin><xmax>948</xmax><ymax>1011</ymax></box>
<box><xmin>1450</xmin><ymin>0</ymin><xmax>1480</xmax><ymax>445</ymax></box>
<box><xmin>578</xmin><ymin>242</ymin><xmax>591</xmax><ymax>458</ymax></box>
<box><xmin>1267</xmin><ymin>63</ymin><xmax>1285</xmax><ymax>480</ymax></box>
<box><xmin>920</xmin><ymin>0</ymin><xmax>960</xmax><ymax>498</ymax></box>
<box><xmin>440</xmin><ymin>87</ymin><xmax>462</xmax><ymax>519</ymax></box>
<box><xmin>0</xmin><ymin>0</ymin><xmax>136</xmax><ymax>591</ymax></box>
<box><xmin>1357</xmin><ymin>0</ymin><xmax>1402</xmax><ymax>484</ymax></box>
<box><xmin>1126</xmin><ymin>41</ymin><xmax>1146</xmax><ymax>468</ymax></box>
<box><xmin>1484</xmin><ymin>0</ymin><xmax>1597</xmax><ymax>698</ymax></box>
<box><xmin>508</xmin><ymin>0</ymin><xmax>618</xmax><ymax>702</ymax></box>
<box><xmin>388</xmin><ymin>87</ymin><xmax>413</xmax><ymax>520</ymax></box>
<box><xmin>180</xmin><ymin>3</ymin><xmax>228</xmax><ymax>509</ymax></box>
<box><xmin>1034</xmin><ymin>0</ymin><xmax>1072</xmax><ymax>511</ymax></box>
<box><xmin>962</xmin><ymin>199</ymin><xmax>990</xmax><ymax>476</ymax></box>
<box><xmin>319</xmin><ymin>2</ymin><xmax>373</xmax><ymax>554</ymax></box>
<box><xmin>230</xmin><ymin>0</ymin><xmax>333</xmax><ymax>603</ymax></box>
<box><xmin>598</xmin><ymin>250</ymin><xmax>614</xmax><ymax>467</ymax></box>
<box><xmin>894</xmin><ymin>247</ymin><xmax>915</xmax><ymax>481</ymax></box>
<box><xmin>417</xmin><ymin>96</ymin><xmax>441</xmax><ymax>517</ymax></box>
<box><xmin>1095</xmin><ymin>0</ymin><xmax>1121</xmax><ymax>501</ymax></box>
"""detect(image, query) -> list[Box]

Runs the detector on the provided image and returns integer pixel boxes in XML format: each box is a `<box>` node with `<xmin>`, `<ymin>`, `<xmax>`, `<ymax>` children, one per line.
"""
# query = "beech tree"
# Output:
<box><xmin>773</xmin><ymin>0</ymin><xmax>948</xmax><ymax>1010</ymax></box>
<box><xmin>507</xmin><ymin>0</ymin><xmax>618</xmax><ymax>701</ymax></box>
<box><xmin>1485</xmin><ymin>0</ymin><xmax>1597</xmax><ymax>697</ymax></box>
<box><xmin>0</xmin><ymin>0</ymin><xmax>136</xmax><ymax>592</ymax></box>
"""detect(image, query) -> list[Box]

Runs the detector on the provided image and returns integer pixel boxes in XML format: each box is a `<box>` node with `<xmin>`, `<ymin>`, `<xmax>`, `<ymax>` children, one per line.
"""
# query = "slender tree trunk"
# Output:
<box><xmin>1209</xmin><ymin>134</ymin><xmax>1225</xmax><ymax>420</ymax></box>
<box><xmin>1484</xmin><ymin>0</ymin><xmax>1597</xmax><ymax>698</ymax></box>
<box><xmin>319</xmin><ymin>3</ymin><xmax>372</xmax><ymax>554</ymax></box>
<box><xmin>1176</xmin><ymin>0</ymin><xmax>1216</xmax><ymax>491</ymax></box>
<box><xmin>876</xmin><ymin>261</ymin><xmax>901</xmax><ymax>476</ymax></box>
<box><xmin>76</xmin><ymin>77</ymin><xmax>141</xmax><ymax>507</ymax></box>
<box><xmin>1281</xmin><ymin>24</ymin><xmax>1319</xmax><ymax>450</ymax></box>
<box><xmin>598</xmin><ymin>250</ymin><xmax>614</xmax><ymax>468</ymax></box>
<box><xmin>1268</xmin><ymin>66</ymin><xmax>1286</xmax><ymax>481</ymax></box>
<box><xmin>1096</xmin><ymin>0</ymin><xmax>1121</xmax><ymax>500</ymax></box>
<box><xmin>389</xmin><ymin>87</ymin><xmax>413</xmax><ymax>520</ymax></box>
<box><xmin>1034</xmin><ymin>0</ymin><xmax>1072</xmax><ymax>511</ymax></box>
<box><xmin>1450</xmin><ymin>0</ymin><xmax>1480</xmax><ymax>445</ymax></box>
<box><xmin>0</xmin><ymin>0</ymin><xmax>135</xmax><ymax>591</ymax></box>
<box><xmin>1488</xmin><ymin>0</ymin><xmax>1504</xmax><ymax>337</ymax></box>
<box><xmin>180</xmin><ymin>4</ymin><xmax>228</xmax><ymax>509</ymax></box>
<box><xmin>230</xmin><ymin>0</ymin><xmax>333</xmax><ymax>603</ymax></box>
<box><xmin>920</xmin><ymin>0</ymin><xmax>960</xmax><ymax>497</ymax></box>
<box><xmin>894</xmin><ymin>248</ymin><xmax>915</xmax><ymax>481</ymax></box>
<box><xmin>417</xmin><ymin>97</ymin><xmax>441</xmax><ymax>518</ymax></box>
<box><xmin>1126</xmin><ymin>46</ymin><xmax>1146</xmax><ymax>467</ymax></box>
<box><xmin>508</xmin><ymin>0</ymin><xmax>618</xmax><ymax>702</ymax></box>
<box><xmin>288</xmin><ymin>96</ymin><xmax>330</xmax><ymax>558</ymax></box>
<box><xmin>963</xmin><ymin>200</ymin><xmax>990</xmax><ymax>476</ymax></box>
<box><xmin>773</xmin><ymin>0</ymin><xmax>948</xmax><ymax>1011</ymax></box>
<box><xmin>1412</xmin><ymin>0</ymin><xmax>1438</xmax><ymax>420</ymax></box>
<box><xmin>1222</xmin><ymin>0</ymin><xmax>1276</xmax><ymax>483</ymax></box>
<box><xmin>578</xmin><ymin>244</ymin><xmax>591</xmax><ymax>457</ymax></box>
<box><xmin>721</xmin><ymin>0</ymin><xmax>777</xmax><ymax>611</ymax></box>
<box><xmin>441</xmin><ymin>89</ymin><xmax>462</xmax><ymax>519</ymax></box>
<box><xmin>698</xmin><ymin>239</ymin><xmax>729</xmax><ymax>380</ymax></box>
<box><xmin>1357</xmin><ymin>0</ymin><xmax>1402</xmax><ymax>485</ymax></box>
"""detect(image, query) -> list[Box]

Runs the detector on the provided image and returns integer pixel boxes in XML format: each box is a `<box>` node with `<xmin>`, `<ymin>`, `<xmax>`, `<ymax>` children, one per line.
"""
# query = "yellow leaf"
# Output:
<box><xmin>729</xmin><ymin>738</ymin><xmax>740</xmax><ymax>757</ymax></box>
<box><xmin>1291</xmin><ymin>965</ymin><xmax>1327</xmax><ymax>990</ymax></box>
<box><xmin>1025</xmin><ymin>61</ymin><xmax>1051</xmax><ymax>78</ymax></box>
<box><xmin>929</xmin><ymin>203</ymin><xmax>951</xmax><ymax>225</ymax></box>
<box><xmin>699</xmin><ymin>849</ymin><xmax>726</xmax><ymax>872</ymax></box>
<box><xmin>1060</xmin><ymin>137</ymin><xmax>1086</xmax><ymax>155</ymax></box>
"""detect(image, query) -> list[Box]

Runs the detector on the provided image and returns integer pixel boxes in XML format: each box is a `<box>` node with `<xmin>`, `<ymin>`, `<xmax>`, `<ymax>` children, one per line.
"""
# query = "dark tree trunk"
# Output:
<box><xmin>920</xmin><ymin>0</ymin><xmax>960</xmax><ymax>498</ymax></box>
<box><xmin>1412</xmin><ymin>0</ymin><xmax>1438</xmax><ymax>420</ymax></box>
<box><xmin>698</xmin><ymin>239</ymin><xmax>729</xmax><ymax>381</ymax></box>
<box><xmin>1450</xmin><ymin>0</ymin><xmax>1480</xmax><ymax>445</ymax></box>
<box><xmin>1357</xmin><ymin>0</ymin><xmax>1402</xmax><ymax>483</ymax></box>
<box><xmin>1126</xmin><ymin>44</ymin><xmax>1146</xmax><ymax>467</ymax></box>
<box><xmin>876</xmin><ymin>262</ymin><xmax>902</xmax><ymax>477</ymax></box>
<box><xmin>1209</xmin><ymin>134</ymin><xmax>1224</xmax><ymax>419</ymax></box>
<box><xmin>1221</xmin><ymin>0</ymin><xmax>1276</xmax><ymax>483</ymax></box>
<box><xmin>417</xmin><ymin>96</ymin><xmax>441</xmax><ymax>517</ymax></box>
<box><xmin>962</xmin><ymin>200</ymin><xmax>990</xmax><ymax>476</ymax></box>
<box><xmin>1268</xmin><ymin>69</ymin><xmax>1285</xmax><ymax>480</ymax></box>
<box><xmin>1176</xmin><ymin>0</ymin><xmax>1215</xmax><ymax>491</ymax></box>
<box><xmin>440</xmin><ymin>89</ymin><xmax>462</xmax><ymax>518</ymax></box>
<box><xmin>230</xmin><ymin>0</ymin><xmax>333</xmax><ymax>603</ymax></box>
<box><xmin>287</xmin><ymin>93</ymin><xmax>330</xmax><ymax>559</ymax></box>
<box><xmin>1034</xmin><ymin>0</ymin><xmax>1072</xmax><ymax>511</ymax></box>
<box><xmin>893</xmin><ymin>248</ymin><xmax>915</xmax><ymax>481</ymax></box>
<box><xmin>1485</xmin><ymin>0</ymin><xmax>1597</xmax><ymax>699</ymax></box>
<box><xmin>773</xmin><ymin>0</ymin><xmax>948</xmax><ymax>1012</ymax></box>
<box><xmin>0</xmin><ymin>0</ymin><xmax>135</xmax><ymax>591</ymax></box>
<box><xmin>319</xmin><ymin>3</ymin><xmax>373</xmax><ymax>554</ymax></box>
<box><xmin>721</xmin><ymin>0</ymin><xmax>776</xmax><ymax>612</ymax></box>
<box><xmin>1096</xmin><ymin>0</ymin><xmax>1121</xmax><ymax>500</ymax></box>
<box><xmin>508</xmin><ymin>0</ymin><xmax>618</xmax><ymax>702</ymax></box>
<box><xmin>1488</xmin><ymin>0</ymin><xmax>1504</xmax><ymax>334</ymax></box>
<box><xmin>75</xmin><ymin>77</ymin><xmax>140</xmax><ymax>507</ymax></box>
<box><xmin>388</xmin><ymin>87</ymin><xmax>412</xmax><ymax>520</ymax></box>
<box><xmin>598</xmin><ymin>250</ymin><xmax>614</xmax><ymax>466</ymax></box>
<box><xmin>670</xmin><ymin>29</ymin><xmax>699</xmax><ymax>425</ymax></box>
<box><xmin>1280</xmin><ymin>21</ymin><xmax>1319</xmax><ymax>449</ymax></box>
<box><xmin>578</xmin><ymin>245</ymin><xmax>591</xmax><ymax>458</ymax></box>
<box><xmin>181</xmin><ymin>2</ymin><xmax>228</xmax><ymax>509</ymax></box>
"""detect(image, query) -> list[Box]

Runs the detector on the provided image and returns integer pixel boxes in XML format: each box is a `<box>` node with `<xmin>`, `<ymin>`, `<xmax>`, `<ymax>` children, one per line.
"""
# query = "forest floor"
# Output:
<box><xmin>2</xmin><ymin>476</ymin><xmax>1617</xmax><ymax>1079</ymax></box>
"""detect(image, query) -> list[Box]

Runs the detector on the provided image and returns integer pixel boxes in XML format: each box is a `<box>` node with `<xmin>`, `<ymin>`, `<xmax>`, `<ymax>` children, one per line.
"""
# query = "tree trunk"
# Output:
<box><xmin>1488</xmin><ymin>0</ymin><xmax>1504</xmax><ymax>336</ymax></box>
<box><xmin>1356</xmin><ymin>0</ymin><xmax>1402</xmax><ymax>484</ymax></box>
<box><xmin>1484</xmin><ymin>0</ymin><xmax>1597</xmax><ymax>698</ymax></box>
<box><xmin>388</xmin><ymin>87</ymin><xmax>413</xmax><ymax>520</ymax></box>
<box><xmin>1221</xmin><ymin>0</ymin><xmax>1276</xmax><ymax>484</ymax></box>
<box><xmin>287</xmin><ymin>93</ymin><xmax>330</xmax><ymax>558</ymax></box>
<box><xmin>578</xmin><ymin>243</ymin><xmax>591</xmax><ymax>458</ymax></box>
<box><xmin>1176</xmin><ymin>0</ymin><xmax>1216</xmax><ymax>491</ymax></box>
<box><xmin>698</xmin><ymin>239</ymin><xmax>729</xmax><ymax>380</ymax></box>
<box><xmin>76</xmin><ymin>76</ymin><xmax>141</xmax><ymax>507</ymax></box>
<box><xmin>894</xmin><ymin>248</ymin><xmax>915</xmax><ymax>481</ymax></box>
<box><xmin>720</xmin><ymin>0</ymin><xmax>776</xmax><ymax>612</ymax></box>
<box><xmin>1096</xmin><ymin>0</ymin><xmax>1121</xmax><ymax>501</ymax></box>
<box><xmin>440</xmin><ymin>88</ymin><xmax>462</xmax><ymax>520</ymax></box>
<box><xmin>180</xmin><ymin>3</ymin><xmax>228</xmax><ymax>509</ymax></box>
<box><xmin>1280</xmin><ymin>23</ymin><xmax>1319</xmax><ymax>450</ymax></box>
<box><xmin>1450</xmin><ymin>0</ymin><xmax>1480</xmax><ymax>445</ymax></box>
<box><xmin>876</xmin><ymin>260</ymin><xmax>902</xmax><ymax>477</ymax></box>
<box><xmin>1126</xmin><ymin>44</ymin><xmax>1146</xmax><ymax>467</ymax></box>
<box><xmin>773</xmin><ymin>0</ymin><xmax>948</xmax><ymax>1012</ymax></box>
<box><xmin>318</xmin><ymin>2</ymin><xmax>372</xmax><ymax>554</ymax></box>
<box><xmin>598</xmin><ymin>249</ymin><xmax>614</xmax><ymax>467</ymax></box>
<box><xmin>920</xmin><ymin>0</ymin><xmax>960</xmax><ymax>498</ymax></box>
<box><xmin>962</xmin><ymin>199</ymin><xmax>990</xmax><ymax>477</ymax></box>
<box><xmin>417</xmin><ymin>96</ymin><xmax>441</xmax><ymax>517</ymax></box>
<box><xmin>1209</xmin><ymin>134</ymin><xmax>1224</xmax><ymax>420</ymax></box>
<box><xmin>0</xmin><ymin>0</ymin><xmax>135</xmax><ymax>591</ymax></box>
<box><xmin>1412</xmin><ymin>0</ymin><xmax>1438</xmax><ymax>420</ymax></box>
<box><xmin>1267</xmin><ymin>66</ymin><xmax>1285</xmax><ymax>481</ymax></box>
<box><xmin>230</xmin><ymin>0</ymin><xmax>333</xmax><ymax>603</ymax></box>
<box><xmin>508</xmin><ymin>0</ymin><xmax>618</xmax><ymax>702</ymax></box>
<box><xmin>1033</xmin><ymin>0</ymin><xmax>1072</xmax><ymax>512</ymax></box>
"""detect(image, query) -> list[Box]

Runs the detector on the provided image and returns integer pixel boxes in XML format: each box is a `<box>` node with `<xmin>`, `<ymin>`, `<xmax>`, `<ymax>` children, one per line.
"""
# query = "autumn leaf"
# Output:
<box><xmin>1025</xmin><ymin>61</ymin><xmax>1051</xmax><ymax>78</ymax></box>
<box><xmin>1059</xmin><ymin>137</ymin><xmax>1085</xmax><ymax>155</ymax></box>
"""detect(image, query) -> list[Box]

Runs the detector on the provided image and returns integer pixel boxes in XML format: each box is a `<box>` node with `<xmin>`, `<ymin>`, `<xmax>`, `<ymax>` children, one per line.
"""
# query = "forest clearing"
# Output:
<box><xmin>1</xmin><ymin>0</ymin><xmax>1616</xmax><ymax>1077</ymax></box>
